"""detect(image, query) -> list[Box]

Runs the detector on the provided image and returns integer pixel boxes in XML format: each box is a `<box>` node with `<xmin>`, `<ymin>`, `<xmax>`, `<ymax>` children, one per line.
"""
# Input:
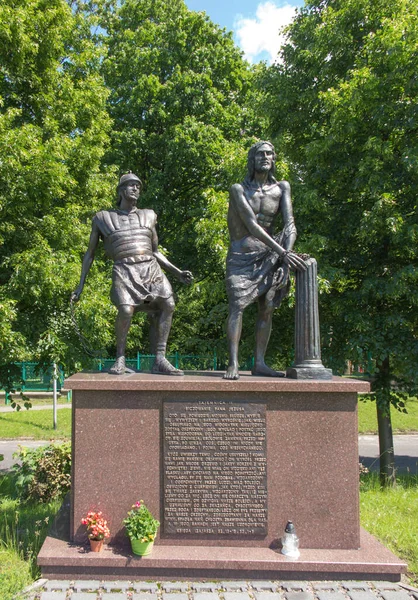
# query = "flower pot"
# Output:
<box><xmin>130</xmin><ymin>539</ymin><xmax>154</xmax><ymax>556</ymax></box>
<box><xmin>89</xmin><ymin>539</ymin><xmax>104</xmax><ymax>552</ymax></box>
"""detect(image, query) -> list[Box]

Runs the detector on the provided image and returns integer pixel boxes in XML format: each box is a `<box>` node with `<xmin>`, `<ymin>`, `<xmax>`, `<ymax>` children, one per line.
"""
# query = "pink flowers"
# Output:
<box><xmin>81</xmin><ymin>510</ymin><xmax>110</xmax><ymax>541</ymax></box>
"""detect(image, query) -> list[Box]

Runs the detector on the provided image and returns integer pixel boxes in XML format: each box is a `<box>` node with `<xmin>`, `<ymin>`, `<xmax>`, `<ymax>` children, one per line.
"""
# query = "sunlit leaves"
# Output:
<box><xmin>0</xmin><ymin>0</ymin><xmax>113</xmax><ymax>376</ymax></box>
<box><xmin>262</xmin><ymin>0</ymin><xmax>418</xmax><ymax>402</ymax></box>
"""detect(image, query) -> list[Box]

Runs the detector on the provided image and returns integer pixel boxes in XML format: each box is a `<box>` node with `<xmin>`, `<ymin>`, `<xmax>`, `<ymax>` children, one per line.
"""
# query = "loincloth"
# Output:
<box><xmin>110</xmin><ymin>256</ymin><xmax>173</xmax><ymax>307</ymax></box>
<box><xmin>225</xmin><ymin>236</ymin><xmax>290</xmax><ymax>310</ymax></box>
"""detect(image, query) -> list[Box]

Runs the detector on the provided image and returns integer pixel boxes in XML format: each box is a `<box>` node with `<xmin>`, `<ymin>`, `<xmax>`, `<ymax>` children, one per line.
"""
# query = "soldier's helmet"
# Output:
<box><xmin>117</xmin><ymin>172</ymin><xmax>142</xmax><ymax>190</ymax></box>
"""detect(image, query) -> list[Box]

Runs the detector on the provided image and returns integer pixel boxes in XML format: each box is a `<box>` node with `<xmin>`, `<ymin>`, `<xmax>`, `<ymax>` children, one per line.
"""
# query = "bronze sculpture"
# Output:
<box><xmin>71</xmin><ymin>173</ymin><xmax>193</xmax><ymax>375</ymax></box>
<box><xmin>224</xmin><ymin>141</ymin><xmax>307</xmax><ymax>380</ymax></box>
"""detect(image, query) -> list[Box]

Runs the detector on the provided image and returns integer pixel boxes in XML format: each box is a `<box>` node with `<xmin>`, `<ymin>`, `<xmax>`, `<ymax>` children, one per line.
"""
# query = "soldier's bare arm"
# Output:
<box><xmin>152</xmin><ymin>226</ymin><xmax>193</xmax><ymax>284</ymax></box>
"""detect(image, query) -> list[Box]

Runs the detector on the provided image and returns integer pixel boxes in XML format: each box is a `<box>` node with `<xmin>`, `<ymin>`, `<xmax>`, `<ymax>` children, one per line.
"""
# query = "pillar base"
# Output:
<box><xmin>286</xmin><ymin>366</ymin><xmax>333</xmax><ymax>380</ymax></box>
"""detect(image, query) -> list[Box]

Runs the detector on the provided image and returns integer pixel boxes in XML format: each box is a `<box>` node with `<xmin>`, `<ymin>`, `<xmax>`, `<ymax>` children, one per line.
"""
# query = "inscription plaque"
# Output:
<box><xmin>163</xmin><ymin>400</ymin><xmax>267</xmax><ymax>536</ymax></box>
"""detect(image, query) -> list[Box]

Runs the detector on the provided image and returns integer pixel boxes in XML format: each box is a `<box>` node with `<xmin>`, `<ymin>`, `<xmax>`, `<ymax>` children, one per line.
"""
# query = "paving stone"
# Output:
<box><xmin>70</xmin><ymin>594</ymin><xmax>99</xmax><ymax>600</ymax></box>
<box><xmin>312</xmin><ymin>584</ymin><xmax>342</xmax><ymax>593</ymax></box>
<box><xmin>380</xmin><ymin>593</ymin><xmax>414</xmax><ymax>600</ymax></box>
<box><xmin>398</xmin><ymin>584</ymin><xmax>418</xmax><ymax>596</ymax></box>
<box><xmin>73</xmin><ymin>581</ymin><xmax>102</xmax><ymax>592</ymax></box>
<box><xmin>317</xmin><ymin>592</ymin><xmax>348</xmax><ymax>600</ymax></box>
<box><xmin>102</xmin><ymin>582</ymin><xmax>131</xmax><ymax>592</ymax></box>
<box><xmin>132</xmin><ymin>593</ymin><xmax>159</xmax><ymax>600</ymax></box>
<box><xmin>162</xmin><ymin>583</ymin><xmax>189</xmax><ymax>592</ymax></box>
<box><xmin>161</xmin><ymin>593</ymin><xmax>189</xmax><ymax>600</ymax></box>
<box><xmin>342</xmin><ymin>584</ymin><xmax>372</xmax><ymax>593</ymax></box>
<box><xmin>191</xmin><ymin>583</ymin><xmax>220</xmax><ymax>592</ymax></box>
<box><xmin>133</xmin><ymin>584</ymin><xmax>159</xmax><ymax>593</ymax></box>
<box><xmin>254</xmin><ymin>592</ymin><xmax>283</xmax><ymax>600</ymax></box>
<box><xmin>223</xmin><ymin>592</ymin><xmax>252</xmax><ymax>600</ymax></box>
<box><xmin>251</xmin><ymin>582</ymin><xmax>278</xmax><ymax>592</ymax></box>
<box><xmin>100</xmin><ymin>594</ymin><xmax>129</xmax><ymax>600</ymax></box>
<box><xmin>346</xmin><ymin>592</ymin><xmax>377</xmax><ymax>600</ymax></box>
<box><xmin>221</xmin><ymin>582</ymin><xmax>250</xmax><ymax>592</ymax></box>
<box><xmin>371</xmin><ymin>585</ymin><xmax>401</xmax><ymax>592</ymax></box>
<box><xmin>193</xmin><ymin>593</ymin><xmax>220</xmax><ymax>600</ymax></box>
<box><xmin>40</xmin><ymin>594</ymin><xmax>67</xmax><ymax>600</ymax></box>
<box><xmin>396</xmin><ymin>587</ymin><xmax>418</xmax><ymax>600</ymax></box>
<box><xmin>20</xmin><ymin>578</ymin><xmax>48</xmax><ymax>598</ymax></box>
<box><xmin>281</xmin><ymin>584</ymin><xmax>309</xmax><ymax>593</ymax></box>
<box><xmin>285</xmin><ymin>592</ymin><xmax>315</xmax><ymax>600</ymax></box>
<box><xmin>44</xmin><ymin>581</ymin><xmax>72</xmax><ymax>592</ymax></box>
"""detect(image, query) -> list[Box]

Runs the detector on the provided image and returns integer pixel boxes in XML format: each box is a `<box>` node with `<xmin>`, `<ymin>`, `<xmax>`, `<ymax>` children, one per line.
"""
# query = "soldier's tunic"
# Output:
<box><xmin>93</xmin><ymin>208</ymin><xmax>173</xmax><ymax>307</ymax></box>
<box><xmin>225</xmin><ymin>181</ymin><xmax>296</xmax><ymax>310</ymax></box>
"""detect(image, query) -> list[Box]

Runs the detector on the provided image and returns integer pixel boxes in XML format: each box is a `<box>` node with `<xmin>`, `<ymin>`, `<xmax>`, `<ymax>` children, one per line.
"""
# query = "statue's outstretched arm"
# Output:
<box><xmin>152</xmin><ymin>226</ymin><xmax>193</xmax><ymax>284</ymax></box>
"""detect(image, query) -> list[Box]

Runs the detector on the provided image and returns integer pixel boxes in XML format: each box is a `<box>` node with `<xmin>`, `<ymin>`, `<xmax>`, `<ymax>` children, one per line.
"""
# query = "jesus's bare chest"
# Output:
<box><xmin>246</xmin><ymin>186</ymin><xmax>282</xmax><ymax>230</ymax></box>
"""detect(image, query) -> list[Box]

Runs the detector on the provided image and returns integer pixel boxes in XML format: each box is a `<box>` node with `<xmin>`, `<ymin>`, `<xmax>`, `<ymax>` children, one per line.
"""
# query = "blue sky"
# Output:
<box><xmin>184</xmin><ymin>0</ymin><xmax>304</xmax><ymax>63</ymax></box>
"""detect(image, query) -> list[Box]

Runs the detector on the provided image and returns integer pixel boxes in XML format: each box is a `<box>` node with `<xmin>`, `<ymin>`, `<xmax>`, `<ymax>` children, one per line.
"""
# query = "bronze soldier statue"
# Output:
<box><xmin>224</xmin><ymin>141</ymin><xmax>306</xmax><ymax>380</ymax></box>
<box><xmin>71</xmin><ymin>173</ymin><xmax>193</xmax><ymax>375</ymax></box>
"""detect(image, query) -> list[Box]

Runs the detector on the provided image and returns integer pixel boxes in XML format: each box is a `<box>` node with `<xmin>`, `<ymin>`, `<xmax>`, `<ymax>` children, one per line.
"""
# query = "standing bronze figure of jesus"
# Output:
<box><xmin>71</xmin><ymin>173</ymin><xmax>193</xmax><ymax>375</ymax></box>
<box><xmin>224</xmin><ymin>141</ymin><xmax>307</xmax><ymax>380</ymax></box>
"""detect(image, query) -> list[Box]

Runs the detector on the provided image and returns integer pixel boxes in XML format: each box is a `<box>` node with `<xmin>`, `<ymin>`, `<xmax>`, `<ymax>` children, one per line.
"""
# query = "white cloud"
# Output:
<box><xmin>234</xmin><ymin>1</ymin><xmax>297</xmax><ymax>64</ymax></box>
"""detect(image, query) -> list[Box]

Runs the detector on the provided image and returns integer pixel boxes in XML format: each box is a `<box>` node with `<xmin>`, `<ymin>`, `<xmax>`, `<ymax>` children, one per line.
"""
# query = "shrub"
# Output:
<box><xmin>13</xmin><ymin>441</ymin><xmax>71</xmax><ymax>502</ymax></box>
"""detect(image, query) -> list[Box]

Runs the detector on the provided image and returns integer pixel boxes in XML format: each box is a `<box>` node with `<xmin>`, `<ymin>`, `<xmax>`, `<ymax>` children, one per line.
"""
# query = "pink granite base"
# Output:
<box><xmin>37</xmin><ymin>372</ymin><xmax>406</xmax><ymax>581</ymax></box>
<box><xmin>38</xmin><ymin>508</ymin><xmax>406</xmax><ymax>581</ymax></box>
<box><xmin>66</xmin><ymin>373</ymin><xmax>369</xmax><ymax>551</ymax></box>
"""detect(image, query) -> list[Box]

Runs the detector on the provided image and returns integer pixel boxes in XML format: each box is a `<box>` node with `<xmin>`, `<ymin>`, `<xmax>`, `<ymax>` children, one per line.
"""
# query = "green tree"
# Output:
<box><xmin>0</xmin><ymin>0</ymin><xmax>114</xmax><ymax>394</ymax></box>
<box><xmin>98</xmin><ymin>0</ymin><xmax>261</xmax><ymax>357</ymax></box>
<box><xmin>262</xmin><ymin>0</ymin><xmax>418</xmax><ymax>484</ymax></box>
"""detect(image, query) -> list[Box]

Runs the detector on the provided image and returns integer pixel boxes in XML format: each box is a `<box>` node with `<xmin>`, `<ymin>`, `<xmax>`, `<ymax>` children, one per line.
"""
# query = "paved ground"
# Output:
<box><xmin>0</xmin><ymin>403</ymin><xmax>71</xmax><ymax>412</ymax></box>
<box><xmin>359</xmin><ymin>434</ymin><xmax>418</xmax><ymax>474</ymax></box>
<box><xmin>0</xmin><ymin>439</ymin><xmax>52</xmax><ymax>470</ymax></box>
<box><xmin>18</xmin><ymin>578</ymin><xmax>418</xmax><ymax>600</ymax></box>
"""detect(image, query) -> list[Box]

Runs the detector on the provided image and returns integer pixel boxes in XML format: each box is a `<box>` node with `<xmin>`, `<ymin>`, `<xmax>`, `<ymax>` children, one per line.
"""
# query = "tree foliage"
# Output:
<box><xmin>262</xmin><ymin>0</ymin><xmax>418</xmax><ymax>483</ymax></box>
<box><xmin>0</xmin><ymin>0</ymin><xmax>263</xmax><ymax>377</ymax></box>
<box><xmin>97</xmin><ymin>0</ymin><xmax>261</xmax><ymax>357</ymax></box>
<box><xmin>0</xmin><ymin>0</ymin><xmax>115</xmax><ymax>384</ymax></box>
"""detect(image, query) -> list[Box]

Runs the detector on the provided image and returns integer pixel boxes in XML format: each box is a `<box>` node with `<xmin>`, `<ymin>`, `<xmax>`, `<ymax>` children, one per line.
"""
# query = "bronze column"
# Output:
<box><xmin>287</xmin><ymin>257</ymin><xmax>332</xmax><ymax>379</ymax></box>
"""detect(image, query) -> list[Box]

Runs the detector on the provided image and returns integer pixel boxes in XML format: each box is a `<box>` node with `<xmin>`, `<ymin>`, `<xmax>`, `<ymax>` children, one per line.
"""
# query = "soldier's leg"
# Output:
<box><xmin>253</xmin><ymin>295</ymin><xmax>284</xmax><ymax>377</ymax></box>
<box><xmin>109</xmin><ymin>304</ymin><xmax>135</xmax><ymax>374</ymax></box>
<box><xmin>224</xmin><ymin>304</ymin><xmax>244</xmax><ymax>380</ymax></box>
<box><xmin>149</xmin><ymin>312</ymin><xmax>158</xmax><ymax>355</ymax></box>
<box><xmin>151</xmin><ymin>296</ymin><xmax>183</xmax><ymax>375</ymax></box>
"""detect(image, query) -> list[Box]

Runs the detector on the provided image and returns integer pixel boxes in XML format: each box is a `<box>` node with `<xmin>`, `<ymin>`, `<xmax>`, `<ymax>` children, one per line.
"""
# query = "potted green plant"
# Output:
<box><xmin>123</xmin><ymin>500</ymin><xmax>160</xmax><ymax>556</ymax></box>
<box><xmin>81</xmin><ymin>510</ymin><xmax>110</xmax><ymax>552</ymax></box>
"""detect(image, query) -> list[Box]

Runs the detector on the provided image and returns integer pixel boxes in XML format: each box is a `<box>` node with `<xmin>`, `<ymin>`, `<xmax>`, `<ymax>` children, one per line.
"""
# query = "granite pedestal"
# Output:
<box><xmin>38</xmin><ymin>372</ymin><xmax>406</xmax><ymax>580</ymax></box>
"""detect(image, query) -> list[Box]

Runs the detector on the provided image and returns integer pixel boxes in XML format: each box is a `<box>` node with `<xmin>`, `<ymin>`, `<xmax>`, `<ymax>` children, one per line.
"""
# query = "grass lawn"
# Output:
<box><xmin>0</xmin><ymin>474</ymin><xmax>61</xmax><ymax>600</ymax></box>
<box><xmin>0</xmin><ymin>408</ymin><xmax>71</xmax><ymax>439</ymax></box>
<box><xmin>358</xmin><ymin>396</ymin><xmax>418</xmax><ymax>434</ymax></box>
<box><xmin>360</xmin><ymin>473</ymin><xmax>418</xmax><ymax>585</ymax></box>
<box><xmin>0</xmin><ymin>547</ymin><xmax>32</xmax><ymax>600</ymax></box>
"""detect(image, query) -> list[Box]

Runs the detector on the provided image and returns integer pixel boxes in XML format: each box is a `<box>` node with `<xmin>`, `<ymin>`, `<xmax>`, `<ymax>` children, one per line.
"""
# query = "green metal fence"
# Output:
<box><xmin>3</xmin><ymin>362</ymin><xmax>65</xmax><ymax>392</ymax></box>
<box><xmin>95</xmin><ymin>352</ymin><xmax>254</xmax><ymax>372</ymax></box>
<box><xmin>1</xmin><ymin>362</ymin><xmax>66</xmax><ymax>405</ymax></box>
<box><xmin>2</xmin><ymin>354</ymin><xmax>255</xmax><ymax>404</ymax></box>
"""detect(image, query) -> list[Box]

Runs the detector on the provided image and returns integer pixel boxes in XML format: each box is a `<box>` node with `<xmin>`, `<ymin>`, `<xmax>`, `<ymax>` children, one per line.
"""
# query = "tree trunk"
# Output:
<box><xmin>375</xmin><ymin>357</ymin><xmax>396</xmax><ymax>487</ymax></box>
